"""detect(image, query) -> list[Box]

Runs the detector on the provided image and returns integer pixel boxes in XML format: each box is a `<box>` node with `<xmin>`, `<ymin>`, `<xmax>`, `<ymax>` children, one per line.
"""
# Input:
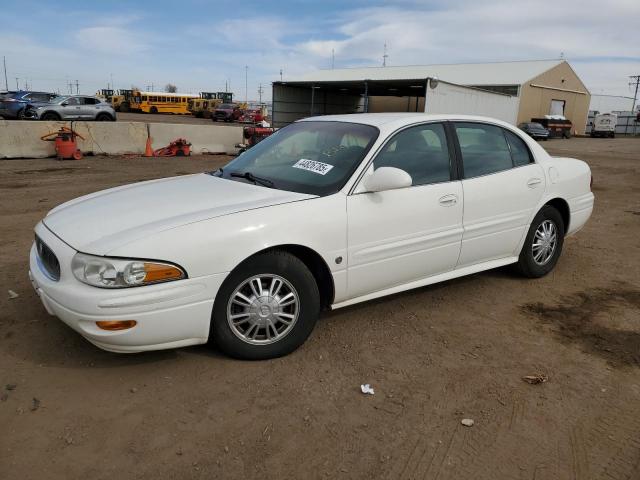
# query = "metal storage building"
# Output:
<box><xmin>272</xmin><ymin>59</ymin><xmax>591</xmax><ymax>134</ymax></box>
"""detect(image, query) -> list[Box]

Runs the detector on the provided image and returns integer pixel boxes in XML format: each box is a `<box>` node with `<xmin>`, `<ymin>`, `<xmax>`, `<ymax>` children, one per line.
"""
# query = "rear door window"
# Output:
<box><xmin>504</xmin><ymin>130</ymin><xmax>533</xmax><ymax>167</ymax></box>
<box><xmin>454</xmin><ymin>123</ymin><xmax>513</xmax><ymax>178</ymax></box>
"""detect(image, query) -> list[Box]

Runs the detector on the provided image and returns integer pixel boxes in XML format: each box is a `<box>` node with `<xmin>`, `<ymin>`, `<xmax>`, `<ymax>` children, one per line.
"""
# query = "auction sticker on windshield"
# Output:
<box><xmin>293</xmin><ymin>159</ymin><xmax>334</xmax><ymax>175</ymax></box>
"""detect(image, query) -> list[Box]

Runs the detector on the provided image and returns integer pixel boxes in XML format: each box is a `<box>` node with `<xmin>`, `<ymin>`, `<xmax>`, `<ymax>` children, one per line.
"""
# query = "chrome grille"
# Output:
<box><xmin>35</xmin><ymin>235</ymin><xmax>60</xmax><ymax>281</ymax></box>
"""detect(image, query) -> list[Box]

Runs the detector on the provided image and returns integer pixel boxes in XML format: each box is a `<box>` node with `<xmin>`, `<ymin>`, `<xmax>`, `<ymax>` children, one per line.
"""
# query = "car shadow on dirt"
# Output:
<box><xmin>520</xmin><ymin>282</ymin><xmax>640</xmax><ymax>368</ymax></box>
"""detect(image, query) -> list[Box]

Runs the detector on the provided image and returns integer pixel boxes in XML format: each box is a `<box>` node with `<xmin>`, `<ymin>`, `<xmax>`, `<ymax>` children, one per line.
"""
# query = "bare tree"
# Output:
<box><xmin>164</xmin><ymin>83</ymin><xmax>177</xmax><ymax>93</ymax></box>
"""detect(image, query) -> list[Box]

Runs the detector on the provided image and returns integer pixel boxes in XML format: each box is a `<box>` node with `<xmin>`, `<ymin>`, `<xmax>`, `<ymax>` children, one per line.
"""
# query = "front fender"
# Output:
<box><xmin>106</xmin><ymin>193</ymin><xmax>349</xmax><ymax>301</ymax></box>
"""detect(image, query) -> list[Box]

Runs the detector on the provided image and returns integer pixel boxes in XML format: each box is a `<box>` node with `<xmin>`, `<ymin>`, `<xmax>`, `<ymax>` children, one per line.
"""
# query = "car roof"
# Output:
<box><xmin>298</xmin><ymin>112</ymin><xmax>517</xmax><ymax>132</ymax></box>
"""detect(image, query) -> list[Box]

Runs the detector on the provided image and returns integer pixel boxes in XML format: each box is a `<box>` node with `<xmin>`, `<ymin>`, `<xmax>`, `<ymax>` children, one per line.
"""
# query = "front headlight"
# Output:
<box><xmin>71</xmin><ymin>253</ymin><xmax>186</xmax><ymax>288</ymax></box>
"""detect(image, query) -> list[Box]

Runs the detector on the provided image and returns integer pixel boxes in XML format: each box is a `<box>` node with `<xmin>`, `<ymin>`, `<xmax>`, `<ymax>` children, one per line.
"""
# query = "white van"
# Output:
<box><xmin>590</xmin><ymin>113</ymin><xmax>617</xmax><ymax>138</ymax></box>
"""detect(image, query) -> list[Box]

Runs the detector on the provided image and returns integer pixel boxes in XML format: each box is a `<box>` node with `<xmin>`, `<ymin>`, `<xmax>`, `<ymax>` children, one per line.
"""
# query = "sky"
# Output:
<box><xmin>1</xmin><ymin>0</ymin><xmax>638</xmax><ymax>102</ymax></box>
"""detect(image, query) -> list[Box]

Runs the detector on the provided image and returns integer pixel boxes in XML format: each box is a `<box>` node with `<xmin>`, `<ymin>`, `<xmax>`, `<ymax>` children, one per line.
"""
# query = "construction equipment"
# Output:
<box><xmin>111</xmin><ymin>89</ymin><xmax>134</xmax><ymax>112</ymax></box>
<box><xmin>153</xmin><ymin>138</ymin><xmax>191</xmax><ymax>157</ymax></box>
<box><xmin>96</xmin><ymin>89</ymin><xmax>115</xmax><ymax>102</ymax></box>
<box><xmin>236</xmin><ymin>126</ymin><xmax>275</xmax><ymax>153</ymax></box>
<box><xmin>40</xmin><ymin>125</ymin><xmax>84</xmax><ymax>160</ymax></box>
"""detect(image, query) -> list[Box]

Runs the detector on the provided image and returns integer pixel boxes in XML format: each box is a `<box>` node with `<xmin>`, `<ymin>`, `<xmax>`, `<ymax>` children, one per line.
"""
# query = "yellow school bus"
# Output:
<box><xmin>132</xmin><ymin>91</ymin><xmax>199</xmax><ymax>114</ymax></box>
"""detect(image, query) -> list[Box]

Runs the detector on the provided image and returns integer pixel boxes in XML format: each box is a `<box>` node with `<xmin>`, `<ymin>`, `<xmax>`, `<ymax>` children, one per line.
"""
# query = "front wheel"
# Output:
<box><xmin>210</xmin><ymin>251</ymin><xmax>320</xmax><ymax>360</ymax></box>
<box><xmin>515</xmin><ymin>206</ymin><xmax>565</xmax><ymax>278</ymax></box>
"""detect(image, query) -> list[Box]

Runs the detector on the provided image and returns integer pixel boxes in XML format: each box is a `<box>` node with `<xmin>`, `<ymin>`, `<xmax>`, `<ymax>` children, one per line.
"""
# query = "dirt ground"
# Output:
<box><xmin>1</xmin><ymin>137</ymin><xmax>639</xmax><ymax>479</ymax></box>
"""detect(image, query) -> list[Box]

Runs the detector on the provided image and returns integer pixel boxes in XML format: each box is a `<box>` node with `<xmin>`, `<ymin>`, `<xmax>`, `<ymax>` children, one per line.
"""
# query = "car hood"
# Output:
<box><xmin>43</xmin><ymin>173</ymin><xmax>315</xmax><ymax>255</ymax></box>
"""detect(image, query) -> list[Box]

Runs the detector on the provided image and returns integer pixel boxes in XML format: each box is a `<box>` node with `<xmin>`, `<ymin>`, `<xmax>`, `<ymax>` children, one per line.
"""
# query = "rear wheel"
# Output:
<box><xmin>41</xmin><ymin>112</ymin><xmax>60</xmax><ymax>121</ymax></box>
<box><xmin>150</xmin><ymin>106</ymin><xmax>158</xmax><ymax>114</ymax></box>
<box><xmin>210</xmin><ymin>251</ymin><xmax>320</xmax><ymax>360</ymax></box>
<box><xmin>515</xmin><ymin>205</ymin><xmax>565</xmax><ymax>278</ymax></box>
<box><xmin>96</xmin><ymin>113</ymin><xmax>112</xmax><ymax>121</ymax></box>
<box><xmin>119</xmin><ymin>102</ymin><xmax>130</xmax><ymax>113</ymax></box>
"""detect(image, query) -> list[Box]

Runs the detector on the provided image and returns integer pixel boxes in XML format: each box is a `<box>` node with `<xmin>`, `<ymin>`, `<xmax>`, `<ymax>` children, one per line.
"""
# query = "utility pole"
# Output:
<box><xmin>15</xmin><ymin>77</ymin><xmax>19</xmax><ymax>90</ymax></box>
<box><xmin>279</xmin><ymin>69</ymin><xmax>283</xmax><ymax>82</ymax></box>
<box><xmin>245</xmin><ymin>65</ymin><xmax>248</xmax><ymax>104</ymax></box>
<box><xmin>75</xmin><ymin>80</ymin><xmax>79</xmax><ymax>94</ymax></box>
<box><xmin>331</xmin><ymin>49</ymin><xmax>335</xmax><ymax>69</ymax></box>
<box><xmin>2</xmin><ymin>56</ymin><xmax>7</xmax><ymax>91</ymax></box>
<box><xmin>630</xmin><ymin>75</ymin><xmax>640</xmax><ymax>113</ymax></box>
<box><xmin>258</xmin><ymin>83</ymin><xmax>263</xmax><ymax>103</ymax></box>
<box><xmin>382</xmin><ymin>42</ymin><xmax>388</xmax><ymax>67</ymax></box>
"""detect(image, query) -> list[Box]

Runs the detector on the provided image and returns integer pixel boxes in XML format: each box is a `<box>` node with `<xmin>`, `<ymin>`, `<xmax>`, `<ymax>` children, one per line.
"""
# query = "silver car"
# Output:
<box><xmin>26</xmin><ymin>95</ymin><xmax>116</xmax><ymax>121</ymax></box>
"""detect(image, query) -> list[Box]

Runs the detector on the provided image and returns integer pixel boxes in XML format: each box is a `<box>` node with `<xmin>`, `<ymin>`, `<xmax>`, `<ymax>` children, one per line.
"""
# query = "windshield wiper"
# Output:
<box><xmin>230</xmin><ymin>171</ymin><xmax>275</xmax><ymax>188</ymax></box>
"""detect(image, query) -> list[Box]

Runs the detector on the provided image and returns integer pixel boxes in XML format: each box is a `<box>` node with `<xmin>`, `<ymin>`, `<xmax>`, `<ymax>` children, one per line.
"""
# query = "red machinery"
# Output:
<box><xmin>238</xmin><ymin>126</ymin><xmax>275</xmax><ymax>153</ymax></box>
<box><xmin>40</xmin><ymin>126</ymin><xmax>84</xmax><ymax>160</ymax></box>
<box><xmin>153</xmin><ymin>138</ymin><xmax>192</xmax><ymax>157</ymax></box>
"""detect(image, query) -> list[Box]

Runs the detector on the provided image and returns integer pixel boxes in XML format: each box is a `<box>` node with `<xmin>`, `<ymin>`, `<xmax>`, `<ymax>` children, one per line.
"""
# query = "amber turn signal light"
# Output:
<box><xmin>96</xmin><ymin>320</ymin><xmax>137</xmax><ymax>331</ymax></box>
<box><xmin>143</xmin><ymin>263</ymin><xmax>184</xmax><ymax>283</ymax></box>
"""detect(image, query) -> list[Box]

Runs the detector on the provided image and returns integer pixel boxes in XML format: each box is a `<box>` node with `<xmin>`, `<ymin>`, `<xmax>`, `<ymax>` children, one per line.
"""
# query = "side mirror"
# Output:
<box><xmin>61</xmin><ymin>102</ymin><xmax>68</xmax><ymax>106</ymax></box>
<box><xmin>363</xmin><ymin>167</ymin><xmax>412</xmax><ymax>193</ymax></box>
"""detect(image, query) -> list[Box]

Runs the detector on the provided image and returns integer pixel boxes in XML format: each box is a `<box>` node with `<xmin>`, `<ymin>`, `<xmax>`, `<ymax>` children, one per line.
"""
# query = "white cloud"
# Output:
<box><xmin>2</xmin><ymin>1</ymin><xmax>638</xmax><ymax>100</ymax></box>
<box><xmin>74</xmin><ymin>26</ymin><xmax>148</xmax><ymax>54</ymax></box>
<box><xmin>293</xmin><ymin>0</ymin><xmax>640</xmax><ymax>95</ymax></box>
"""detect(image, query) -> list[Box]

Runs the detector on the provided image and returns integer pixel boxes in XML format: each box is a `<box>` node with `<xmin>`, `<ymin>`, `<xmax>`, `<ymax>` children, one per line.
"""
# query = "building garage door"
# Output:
<box><xmin>550</xmin><ymin>99</ymin><xmax>566</xmax><ymax>116</ymax></box>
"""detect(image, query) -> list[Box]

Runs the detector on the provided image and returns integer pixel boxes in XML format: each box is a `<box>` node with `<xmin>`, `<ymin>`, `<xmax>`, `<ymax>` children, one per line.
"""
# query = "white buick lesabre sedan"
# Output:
<box><xmin>29</xmin><ymin>114</ymin><xmax>594</xmax><ymax>359</ymax></box>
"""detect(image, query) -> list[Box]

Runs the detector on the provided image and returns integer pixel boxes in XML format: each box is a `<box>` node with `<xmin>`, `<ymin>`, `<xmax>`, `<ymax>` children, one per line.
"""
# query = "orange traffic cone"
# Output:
<box><xmin>144</xmin><ymin>136</ymin><xmax>154</xmax><ymax>157</ymax></box>
<box><xmin>144</xmin><ymin>124</ymin><xmax>154</xmax><ymax>157</ymax></box>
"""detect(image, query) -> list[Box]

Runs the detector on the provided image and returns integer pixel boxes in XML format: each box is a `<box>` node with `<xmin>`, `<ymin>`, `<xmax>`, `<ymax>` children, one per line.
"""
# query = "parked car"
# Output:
<box><xmin>0</xmin><ymin>90</ymin><xmax>56</xmax><ymax>119</ymax></box>
<box><xmin>212</xmin><ymin>103</ymin><xmax>242</xmax><ymax>122</ymax></box>
<box><xmin>518</xmin><ymin>122</ymin><xmax>549</xmax><ymax>140</ymax></box>
<box><xmin>29</xmin><ymin>114</ymin><xmax>594</xmax><ymax>359</ymax></box>
<box><xmin>25</xmin><ymin>95</ymin><xmax>116</xmax><ymax>121</ymax></box>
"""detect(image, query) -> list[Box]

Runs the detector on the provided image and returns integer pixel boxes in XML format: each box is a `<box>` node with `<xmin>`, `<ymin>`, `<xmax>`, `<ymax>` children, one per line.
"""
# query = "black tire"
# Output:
<box><xmin>17</xmin><ymin>108</ymin><xmax>26</xmax><ymax>120</ymax></box>
<box><xmin>96</xmin><ymin>113</ymin><xmax>111</xmax><ymax>121</ymax></box>
<box><xmin>210</xmin><ymin>251</ymin><xmax>320</xmax><ymax>360</ymax></box>
<box><xmin>41</xmin><ymin>112</ymin><xmax>60</xmax><ymax>121</ymax></box>
<box><xmin>150</xmin><ymin>106</ymin><xmax>158</xmax><ymax>114</ymax></box>
<box><xmin>212</xmin><ymin>117</ymin><xmax>218</xmax><ymax>122</ymax></box>
<box><xmin>610</xmin><ymin>132</ymin><xmax>615</xmax><ymax>138</ymax></box>
<box><xmin>175</xmin><ymin>149</ymin><xmax>185</xmax><ymax>156</ymax></box>
<box><xmin>119</xmin><ymin>102</ymin><xmax>130</xmax><ymax>113</ymax></box>
<box><xmin>515</xmin><ymin>205</ymin><xmax>565</xmax><ymax>278</ymax></box>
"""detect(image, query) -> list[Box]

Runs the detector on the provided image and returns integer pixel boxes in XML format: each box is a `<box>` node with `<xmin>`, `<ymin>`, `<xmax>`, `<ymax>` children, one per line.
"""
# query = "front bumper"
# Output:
<box><xmin>29</xmin><ymin>222</ymin><xmax>228</xmax><ymax>353</ymax></box>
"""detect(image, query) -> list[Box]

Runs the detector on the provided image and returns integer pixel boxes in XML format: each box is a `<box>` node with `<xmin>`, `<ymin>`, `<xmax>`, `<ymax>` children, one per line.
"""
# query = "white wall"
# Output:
<box><xmin>424</xmin><ymin>81</ymin><xmax>519</xmax><ymax>124</ymax></box>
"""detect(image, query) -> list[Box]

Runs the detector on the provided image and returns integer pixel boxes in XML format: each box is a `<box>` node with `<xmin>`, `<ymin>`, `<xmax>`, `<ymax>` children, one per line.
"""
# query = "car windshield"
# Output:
<box><xmin>216</xmin><ymin>121</ymin><xmax>379</xmax><ymax>196</ymax></box>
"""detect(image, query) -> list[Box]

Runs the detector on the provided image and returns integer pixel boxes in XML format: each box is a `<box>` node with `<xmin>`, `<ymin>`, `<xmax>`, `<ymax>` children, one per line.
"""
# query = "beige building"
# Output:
<box><xmin>277</xmin><ymin>60</ymin><xmax>591</xmax><ymax>133</ymax></box>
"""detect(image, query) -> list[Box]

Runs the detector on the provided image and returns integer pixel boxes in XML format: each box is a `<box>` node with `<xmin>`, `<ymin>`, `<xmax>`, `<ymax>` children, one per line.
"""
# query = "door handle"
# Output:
<box><xmin>527</xmin><ymin>178</ymin><xmax>542</xmax><ymax>188</ymax></box>
<box><xmin>438</xmin><ymin>194</ymin><xmax>458</xmax><ymax>206</ymax></box>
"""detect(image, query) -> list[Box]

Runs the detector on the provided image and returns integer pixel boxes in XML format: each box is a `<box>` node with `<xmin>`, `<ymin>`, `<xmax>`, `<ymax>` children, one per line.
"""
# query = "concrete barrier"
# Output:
<box><xmin>149</xmin><ymin>123</ymin><xmax>243</xmax><ymax>155</ymax></box>
<box><xmin>0</xmin><ymin>120</ymin><xmax>243</xmax><ymax>159</ymax></box>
